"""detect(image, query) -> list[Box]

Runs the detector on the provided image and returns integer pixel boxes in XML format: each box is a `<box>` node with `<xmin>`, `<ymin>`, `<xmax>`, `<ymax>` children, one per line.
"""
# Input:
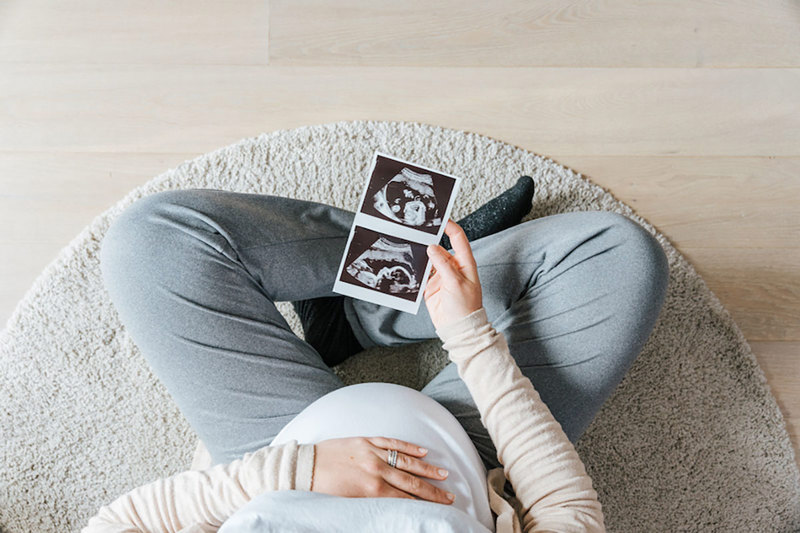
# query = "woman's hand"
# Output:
<box><xmin>311</xmin><ymin>436</ymin><xmax>455</xmax><ymax>504</ymax></box>
<box><xmin>424</xmin><ymin>220</ymin><xmax>483</xmax><ymax>331</ymax></box>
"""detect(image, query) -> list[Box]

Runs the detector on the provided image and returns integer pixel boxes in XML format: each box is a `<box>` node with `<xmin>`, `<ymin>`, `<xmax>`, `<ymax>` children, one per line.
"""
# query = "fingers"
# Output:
<box><xmin>381</xmin><ymin>465</ymin><xmax>455</xmax><ymax>505</ymax></box>
<box><xmin>387</xmin><ymin>450</ymin><xmax>449</xmax><ymax>481</ymax></box>
<box><xmin>378</xmin><ymin>483</ymin><xmax>418</xmax><ymax>501</ymax></box>
<box><xmin>360</xmin><ymin>437</ymin><xmax>455</xmax><ymax>505</ymax></box>
<box><xmin>425</xmin><ymin>267</ymin><xmax>442</xmax><ymax>291</ymax></box>
<box><xmin>423</xmin><ymin>279</ymin><xmax>441</xmax><ymax>303</ymax></box>
<box><xmin>428</xmin><ymin>221</ymin><xmax>478</xmax><ymax>284</ymax></box>
<box><xmin>365</xmin><ymin>436</ymin><xmax>428</xmax><ymax>457</ymax></box>
<box><xmin>426</xmin><ymin>245</ymin><xmax>459</xmax><ymax>281</ymax></box>
<box><xmin>442</xmin><ymin>220</ymin><xmax>478</xmax><ymax>279</ymax></box>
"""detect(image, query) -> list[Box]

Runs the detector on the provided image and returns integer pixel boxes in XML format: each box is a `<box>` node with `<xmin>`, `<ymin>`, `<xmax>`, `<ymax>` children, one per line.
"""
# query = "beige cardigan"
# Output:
<box><xmin>83</xmin><ymin>307</ymin><xmax>605</xmax><ymax>533</ymax></box>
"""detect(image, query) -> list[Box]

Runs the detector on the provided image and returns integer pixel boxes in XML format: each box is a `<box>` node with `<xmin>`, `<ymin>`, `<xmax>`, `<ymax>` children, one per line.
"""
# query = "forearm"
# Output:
<box><xmin>436</xmin><ymin>308</ymin><xmax>605</xmax><ymax>533</ymax></box>
<box><xmin>83</xmin><ymin>440</ymin><xmax>315</xmax><ymax>533</ymax></box>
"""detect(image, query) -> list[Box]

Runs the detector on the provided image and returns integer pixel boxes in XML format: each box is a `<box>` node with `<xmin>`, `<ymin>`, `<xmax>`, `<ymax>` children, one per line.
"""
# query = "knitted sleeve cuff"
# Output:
<box><xmin>295</xmin><ymin>443</ymin><xmax>316</xmax><ymax>492</ymax></box>
<box><xmin>241</xmin><ymin>439</ymin><xmax>316</xmax><ymax>496</ymax></box>
<box><xmin>434</xmin><ymin>307</ymin><xmax>490</xmax><ymax>342</ymax></box>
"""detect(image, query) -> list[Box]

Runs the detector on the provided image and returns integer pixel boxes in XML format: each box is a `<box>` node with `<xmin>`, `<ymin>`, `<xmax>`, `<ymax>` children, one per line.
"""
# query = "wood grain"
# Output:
<box><xmin>0</xmin><ymin>0</ymin><xmax>269</xmax><ymax>65</ymax></box>
<box><xmin>1</xmin><ymin>66</ymin><xmax>798</xmax><ymax>156</ymax></box>
<box><xmin>681</xmin><ymin>247</ymin><xmax>800</xmax><ymax>341</ymax></box>
<box><xmin>555</xmin><ymin>156</ymin><xmax>800</xmax><ymax>249</ymax></box>
<box><xmin>269</xmin><ymin>0</ymin><xmax>800</xmax><ymax>67</ymax></box>
<box><xmin>0</xmin><ymin>152</ymin><xmax>197</xmax><ymax>243</ymax></box>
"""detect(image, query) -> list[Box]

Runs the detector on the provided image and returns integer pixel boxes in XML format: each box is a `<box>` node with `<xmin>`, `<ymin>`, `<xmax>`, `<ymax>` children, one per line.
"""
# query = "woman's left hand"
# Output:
<box><xmin>311</xmin><ymin>436</ymin><xmax>454</xmax><ymax>504</ymax></box>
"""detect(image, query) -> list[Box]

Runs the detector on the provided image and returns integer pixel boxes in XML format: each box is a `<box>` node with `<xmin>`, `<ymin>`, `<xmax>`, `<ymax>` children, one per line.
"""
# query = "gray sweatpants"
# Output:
<box><xmin>99</xmin><ymin>189</ymin><xmax>668</xmax><ymax>470</ymax></box>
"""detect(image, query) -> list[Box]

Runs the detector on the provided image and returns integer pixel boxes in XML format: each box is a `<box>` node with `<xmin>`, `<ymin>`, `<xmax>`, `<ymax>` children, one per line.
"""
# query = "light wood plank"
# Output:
<box><xmin>554</xmin><ymin>156</ymin><xmax>800</xmax><ymax>249</ymax></box>
<box><xmin>0</xmin><ymin>152</ymin><xmax>197</xmax><ymax>243</ymax></box>
<box><xmin>0</xmin><ymin>0</ymin><xmax>269</xmax><ymax>65</ymax></box>
<box><xmin>750</xmin><ymin>341</ymin><xmax>800</xmax><ymax>469</ymax></box>
<box><xmin>682</xmin><ymin>247</ymin><xmax>800</xmax><ymax>341</ymax></box>
<box><xmin>269</xmin><ymin>0</ymin><xmax>800</xmax><ymax>67</ymax></box>
<box><xmin>0</xmin><ymin>66</ymin><xmax>798</xmax><ymax>156</ymax></box>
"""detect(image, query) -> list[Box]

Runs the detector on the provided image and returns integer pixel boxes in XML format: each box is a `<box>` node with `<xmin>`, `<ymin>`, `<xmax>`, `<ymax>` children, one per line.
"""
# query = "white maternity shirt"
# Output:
<box><xmin>220</xmin><ymin>382</ymin><xmax>495</xmax><ymax>532</ymax></box>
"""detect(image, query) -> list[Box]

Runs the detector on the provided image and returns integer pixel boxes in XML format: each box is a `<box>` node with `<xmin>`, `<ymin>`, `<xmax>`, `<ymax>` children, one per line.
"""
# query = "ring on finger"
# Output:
<box><xmin>387</xmin><ymin>449</ymin><xmax>398</xmax><ymax>468</ymax></box>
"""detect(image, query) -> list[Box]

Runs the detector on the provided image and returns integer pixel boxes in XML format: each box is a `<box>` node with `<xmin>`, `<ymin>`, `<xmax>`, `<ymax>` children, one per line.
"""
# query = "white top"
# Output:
<box><xmin>266</xmin><ymin>382</ymin><xmax>495</xmax><ymax>531</ymax></box>
<box><xmin>218</xmin><ymin>487</ymin><xmax>491</xmax><ymax>532</ymax></box>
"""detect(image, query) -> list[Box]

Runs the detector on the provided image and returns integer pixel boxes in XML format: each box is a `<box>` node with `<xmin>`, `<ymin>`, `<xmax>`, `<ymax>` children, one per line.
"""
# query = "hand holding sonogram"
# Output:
<box><xmin>334</xmin><ymin>153</ymin><xmax>461</xmax><ymax>314</ymax></box>
<box><xmin>424</xmin><ymin>220</ymin><xmax>483</xmax><ymax>331</ymax></box>
<box><xmin>345</xmin><ymin>236</ymin><xmax>420</xmax><ymax>295</ymax></box>
<box><xmin>372</xmin><ymin>167</ymin><xmax>442</xmax><ymax>228</ymax></box>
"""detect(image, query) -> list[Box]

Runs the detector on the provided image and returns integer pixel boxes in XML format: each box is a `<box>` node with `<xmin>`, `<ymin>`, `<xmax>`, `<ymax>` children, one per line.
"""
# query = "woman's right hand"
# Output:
<box><xmin>311</xmin><ymin>436</ymin><xmax>455</xmax><ymax>505</ymax></box>
<box><xmin>424</xmin><ymin>220</ymin><xmax>483</xmax><ymax>331</ymax></box>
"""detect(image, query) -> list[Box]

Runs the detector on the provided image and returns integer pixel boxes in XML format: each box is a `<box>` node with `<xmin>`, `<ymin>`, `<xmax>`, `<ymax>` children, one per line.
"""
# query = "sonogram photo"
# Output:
<box><xmin>339</xmin><ymin>226</ymin><xmax>428</xmax><ymax>302</ymax></box>
<box><xmin>333</xmin><ymin>151</ymin><xmax>462</xmax><ymax>314</ymax></box>
<box><xmin>361</xmin><ymin>155</ymin><xmax>457</xmax><ymax>235</ymax></box>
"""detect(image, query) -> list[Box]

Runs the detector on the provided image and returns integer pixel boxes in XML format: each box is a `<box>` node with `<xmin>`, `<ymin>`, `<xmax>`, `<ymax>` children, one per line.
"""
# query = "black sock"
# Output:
<box><xmin>440</xmin><ymin>175</ymin><xmax>534</xmax><ymax>250</ymax></box>
<box><xmin>293</xmin><ymin>175</ymin><xmax>535</xmax><ymax>366</ymax></box>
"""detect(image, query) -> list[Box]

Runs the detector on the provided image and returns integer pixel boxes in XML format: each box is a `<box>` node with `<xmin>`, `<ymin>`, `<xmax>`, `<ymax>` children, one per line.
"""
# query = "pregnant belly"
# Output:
<box><xmin>270</xmin><ymin>382</ymin><xmax>494</xmax><ymax>531</ymax></box>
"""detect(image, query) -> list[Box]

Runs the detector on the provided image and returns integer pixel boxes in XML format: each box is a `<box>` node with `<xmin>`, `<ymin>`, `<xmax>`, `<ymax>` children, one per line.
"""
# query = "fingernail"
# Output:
<box><xmin>418</xmin><ymin>447</ymin><xmax>427</xmax><ymax>454</ymax></box>
<box><xmin>438</xmin><ymin>468</ymin><xmax>448</xmax><ymax>477</ymax></box>
<box><xmin>446</xmin><ymin>492</ymin><xmax>455</xmax><ymax>501</ymax></box>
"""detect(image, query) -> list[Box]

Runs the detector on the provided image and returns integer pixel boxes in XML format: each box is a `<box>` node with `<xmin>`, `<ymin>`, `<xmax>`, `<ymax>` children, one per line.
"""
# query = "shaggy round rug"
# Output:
<box><xmin>1</xmin><ymin>120</ymin><xmax>798</xmax><ymax>532</ymax></box>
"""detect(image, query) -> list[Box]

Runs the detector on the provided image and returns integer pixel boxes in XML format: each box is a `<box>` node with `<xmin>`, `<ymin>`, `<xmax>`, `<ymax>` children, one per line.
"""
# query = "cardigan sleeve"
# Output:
<box><xmin>81</xmin><ymin>439</ymin><xmax>315</xmax><ymax>533</ymax></box>
<box><xmin>436</xmin><ymin>307</ymin><xmax>605</xmax><ymax>533</ymax></box>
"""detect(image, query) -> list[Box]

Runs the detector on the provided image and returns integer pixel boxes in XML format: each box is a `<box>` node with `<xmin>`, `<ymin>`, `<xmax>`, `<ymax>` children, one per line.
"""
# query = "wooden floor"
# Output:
<box><xmin>0</xmin><ymin>1</ymin><xmax>797</xmax><ymax>467</ymax></box>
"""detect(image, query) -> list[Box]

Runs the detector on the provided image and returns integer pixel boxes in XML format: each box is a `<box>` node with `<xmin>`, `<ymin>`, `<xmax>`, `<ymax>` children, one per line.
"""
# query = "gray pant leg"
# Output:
<box><xmin>100</xmin><ymin>189</ymin><xmax>357</xmax><ymax>464</ymax></box>
<box><xmin>345</xmin><ymin>211</ymin><xmax>670</xmax><ymax>471</ymax></box>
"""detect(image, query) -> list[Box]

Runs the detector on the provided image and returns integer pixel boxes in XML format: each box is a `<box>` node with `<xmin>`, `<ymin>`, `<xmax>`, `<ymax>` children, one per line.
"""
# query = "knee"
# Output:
<box><xmin>593</xmin><ymin>211</ymin><xmax>670</xmax><ymax>309</ymax></box>
<box><xmin>100</xmin><ymin>190</ymin><xmax>189</xmax><ymax>290</ymax></box>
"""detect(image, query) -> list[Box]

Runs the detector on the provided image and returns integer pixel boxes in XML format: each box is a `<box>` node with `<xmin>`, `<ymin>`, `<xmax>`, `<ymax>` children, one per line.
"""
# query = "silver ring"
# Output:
<box><xmin>388</xmin><ymin>449</ymin><xmax>398</xmax><ymax>468</ymax></box>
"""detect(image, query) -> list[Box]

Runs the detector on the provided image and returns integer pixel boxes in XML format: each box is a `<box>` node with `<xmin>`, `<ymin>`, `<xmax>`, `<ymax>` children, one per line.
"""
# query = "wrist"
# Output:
<box><xmin>297</xmin><ymin>443</ymin><xmax>316</xmax><ymax>492</ymax></box>
<box><xmin>310</xmin><ymin>444</ymin><xmax>316</xmax><ymax>491</ymax></box>
<box><xmin>435</xmin><ymin>306</ymin><xmax>488</xmax><ymax>340</ymax></box>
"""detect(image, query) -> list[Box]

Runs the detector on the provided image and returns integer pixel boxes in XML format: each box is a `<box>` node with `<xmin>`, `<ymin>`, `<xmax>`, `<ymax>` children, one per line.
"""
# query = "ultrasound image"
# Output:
<box><xmin>335</xmin><ymin>154</ymin><xmax>458</xmax><ymax>310</ymax></box>
<box><xmin>372</xmin><ymin>167</ymin><xmax>442</xmax><ymax>228</ymax></box>
<box><xmin>345</xmin><ymin>236</ymin><xmax>420</xmax><ymax>295</ymax></box>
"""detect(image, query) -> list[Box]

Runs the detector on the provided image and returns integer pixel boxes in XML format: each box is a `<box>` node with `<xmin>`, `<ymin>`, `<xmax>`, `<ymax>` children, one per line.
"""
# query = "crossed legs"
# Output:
<box><xmin>100</xmin><ymin>188</ymin><xmax>668</xmax><ymax>469</ymax></box>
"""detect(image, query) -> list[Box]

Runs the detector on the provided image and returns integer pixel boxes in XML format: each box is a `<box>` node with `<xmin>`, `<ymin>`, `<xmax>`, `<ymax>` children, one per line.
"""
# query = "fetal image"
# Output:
<box><xmin>362</xmin><ymin>157</ymin><xmax>456</xmax><ymax>235</ymax></box>
<box><xmin>341</xmin><ymin>227</ymin><xmax>428</xmax><ymax>301</ymax></box>
<box><xmin>373</xmin><ymin>167</ymin><xmax>441</xmax><ymax>227</ymax></box>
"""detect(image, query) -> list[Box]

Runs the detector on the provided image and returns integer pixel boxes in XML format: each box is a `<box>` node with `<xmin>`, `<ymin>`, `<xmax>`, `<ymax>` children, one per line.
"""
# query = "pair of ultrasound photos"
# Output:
<box><xmin>333</xmin><ymin>152</ymin><xmax>461</xmax><ymax>314</ymax></box>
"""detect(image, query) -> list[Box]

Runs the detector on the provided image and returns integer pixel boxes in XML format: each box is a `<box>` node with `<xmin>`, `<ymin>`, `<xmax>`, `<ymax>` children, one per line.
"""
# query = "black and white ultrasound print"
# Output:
<box><xmin>333</xmin><ymin>151</ymin><xmax>462</xmax><ymax>314</ymax></box>
<box><xmin>347</xmin><ymin>236</ymin><xmax>419</xmax><ymax>295</ymax></box>
<box><xmin>372</xmin><ymin>167</ymin><xmax>442</xmax><ymax>228</ymax></box>
<box><xmin>361</xmin><ymin>155</ymin><xmax>456</xmax><ymax>237</ymax></box>
<box><xmin>340</xmin><ymin>228</ymin><xmax>427</xmax><ymax>302</ymax></box>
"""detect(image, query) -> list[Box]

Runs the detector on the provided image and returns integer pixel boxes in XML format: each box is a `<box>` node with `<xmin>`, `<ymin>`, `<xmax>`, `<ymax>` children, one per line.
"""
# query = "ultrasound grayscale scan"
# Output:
<box><xmin>333</xmin><ymin>152</ymin><xmax>461</xmax><ymax>312</ymax></box>
<box><xmin>372</xmin><ymin>167</ymin><xmax>442</xmax><ymax>228</ymax></box>
<box><xmin>345</xmin><ymin>236</ymin><xmax>420</xmax><ymax>296</ymax></box>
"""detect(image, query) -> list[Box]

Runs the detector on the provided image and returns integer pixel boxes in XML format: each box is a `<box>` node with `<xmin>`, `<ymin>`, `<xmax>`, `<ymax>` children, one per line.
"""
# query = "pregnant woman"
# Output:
<box><xmin>85</xmin><ymin>181</ymin><xmax>668</xmax><ymax>532</ymax></box>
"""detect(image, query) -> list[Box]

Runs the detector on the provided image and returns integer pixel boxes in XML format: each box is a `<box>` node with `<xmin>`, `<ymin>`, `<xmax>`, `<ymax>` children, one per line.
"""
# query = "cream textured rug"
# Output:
<box><xmin>1</xmin><ymin>120</ymin><xmax>798</xmax><ymax>532</ymax></box>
